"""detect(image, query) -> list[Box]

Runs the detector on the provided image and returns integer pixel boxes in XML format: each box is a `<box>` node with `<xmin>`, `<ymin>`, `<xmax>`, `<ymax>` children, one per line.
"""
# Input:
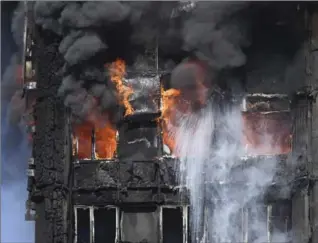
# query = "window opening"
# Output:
<box><xmin>94</xmin><ymin>207</ymin><xmax>117</xmax><ymax>243</ymax></box>
<box><xmin>160</xmin><ymin>205</ymin><xmax>189</xmax><ymax>243</ymax></box>
<box><xmin>120</xmin><ymin>207</ymin><xmax>159</xmax><ymax>243</ymax></box>
<box><xmin>74</xmin><ymin>206</ymin><xmax>118</xmax><ymax>243</ymax></box>
<box><xmin>72</xmin><ymin>121</ymin><xmax>118</xmax><ymax>161</ymax></box>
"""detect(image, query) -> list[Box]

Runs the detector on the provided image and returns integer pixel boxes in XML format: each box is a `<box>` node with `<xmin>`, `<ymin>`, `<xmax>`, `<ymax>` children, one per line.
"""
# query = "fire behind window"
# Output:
<box><xmin>72</xmin><ymin>58</ymin><xmax>292</xmax><ymax>160</ymax></box>
<box><xmin>161</xmin><ymin>77</ymin><xmax>293</xmax><ymax>157</ymax></box>
<box><xmin>73</xmin><ymin>120</ymin><xmax>118</xmax><ymax>160</ymax></box>
<box><xmin>72</xmin><ymin>58</ymin><xmax>161</xmax><ymax>161</ymax></box>
<box><xmin>242</xmin><ymin>94</ymin><xmax>292</xmax><ymax>156</ymax></box>
<box><xmin>242</xmin><ymin>112</ymin><xmax>292</xmax><ymax>155</ymax></box>
<box><xmin>160</xmin><ymin>61</ymin><xmax>212</xmax><ymax>156</ymax></box>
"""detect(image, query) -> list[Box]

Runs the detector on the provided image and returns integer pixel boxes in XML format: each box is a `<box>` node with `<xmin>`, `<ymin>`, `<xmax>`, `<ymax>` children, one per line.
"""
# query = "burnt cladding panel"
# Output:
<box><xmin>118</xmin><ymin>118</ymin><xmax>159</xmax><ymax>161</ymax></box>
<box><xmin>292</xmin><ymin>187</ymin><xmax>310</xmax><ymax>243</ymax></box>
<box><xmin>33</xmin><ymin>26</ymin><xmax>70</xmax><ymax>243</ymax></box>
<box><xmin>117</xmin><ymin>74</ymin><xmax>161</xmax><ymax>161</ymax></box>
<box><xmin>33</xmin><ymin>28</ymin><xmax>67</xmax><ymax>186</ymax></box>
<box><xmin>310</xmin><ymin>96</ymin><xmax>318</xmax><ymax>176</ymax></box>
<box><xmin>127</xmin><ymin>75</ymin><xmax>161</xmax><ymax>114</ymax></box>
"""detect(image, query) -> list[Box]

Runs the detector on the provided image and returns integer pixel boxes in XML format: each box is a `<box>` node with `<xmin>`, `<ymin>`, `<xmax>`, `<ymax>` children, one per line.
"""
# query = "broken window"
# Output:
<box><xmin>247</xmin><ymin>202</ymin><xmax>291</xmax><ymax>243</ymax></box>
<box><xmin>72</xmin><ymin>73</ymin><xmax>161</xmax><ymax>162</ymax></box>
<box><xmin>74</xmin><ymin>205</ymin><xmax>190</xmax><ymax>243</ymax></box>
<box><xmin>74</xmin><ymin>206</ymin><xmax>118</xmax><ymax>243</ymax></box>
<box><xmin>75</xmin><ymin>207</ymin><xmax>90</xmax><ymax>243</ymax></box>
<box><xmin>94</xmin><ymin>207</ymin><xmax>117</xmax><ymax>243</ymax></box>
<box><xmin>72</xmin><ymin>121</ymin><xmax>118</xmax><ymax>161</ymax></box>
<box><xmin>161</xmin><ymin>206</ymin><xmax>187</xmax><ymax>243</ymax></box>
<box><xmin>73</xmin><ymin>122</ymin><xmax>93</xmax><ymax>160</ymax></box>
<box><xmin>242</xmin><ymin>94</ymin><xmax>292</xmax><ymax>155</ymax></box>
<box><xmin>120</xmin><ymin>207</ymin><xmax>159</xmax><ymax>243</ymax></box>
<box><xmin>246</xmin><ymin>205</ymin><xmax>268</xmax><ymax>243</ymax></box>
<box><xmin>269</xmin><ymin>201</ymin><xmax>292</xmax><ymax>242</ymax></box>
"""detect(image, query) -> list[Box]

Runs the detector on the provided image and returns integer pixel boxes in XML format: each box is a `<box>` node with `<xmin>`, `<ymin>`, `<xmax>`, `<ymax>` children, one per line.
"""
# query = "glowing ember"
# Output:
<box><xmin>108</xmin><ymin>59</ymin><xmax>134</xmax><ymax>116</ymax></box>
<box><xmin>242</xmin><ymin>112</ymin><xmax>292</xmax><ymax>155</ymax></box>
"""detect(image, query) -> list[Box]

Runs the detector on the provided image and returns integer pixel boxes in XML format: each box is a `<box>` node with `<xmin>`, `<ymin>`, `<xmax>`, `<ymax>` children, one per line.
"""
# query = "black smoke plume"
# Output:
<box><xmin>33</xmin><ymin>1</ymin><xmax>254</xmax><ymax>121</ymax></box>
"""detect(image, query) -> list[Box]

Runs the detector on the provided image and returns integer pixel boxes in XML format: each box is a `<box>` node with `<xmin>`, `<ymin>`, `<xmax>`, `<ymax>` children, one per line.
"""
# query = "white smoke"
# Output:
<box><xmin>172</xmin><ymin>101</ymin><xmax>290</xmax><ymax>243</ymax></box>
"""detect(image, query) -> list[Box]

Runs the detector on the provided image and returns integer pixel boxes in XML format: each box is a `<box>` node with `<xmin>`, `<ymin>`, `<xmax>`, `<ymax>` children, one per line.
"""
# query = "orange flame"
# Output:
<box><xmin>73</xmin><ymin>119</ymin><xmax>117</xmax><ymax>160</ymax></box>
<box><xmin>95</xmin><ymin>120</ymin><xmax>117</xmax><ymax>159</ymax></box>
<box><xmin>160</xmin><ymin>62</ymin><xmax>291</xmax><ymax>157</ymax></box>
<box><xmin>108</xmin><ymin>59</ymin><xmax>134</xmax><ymax>116</ymax></box>
<box><xmin>73</xmin><ymin>121</ymin><xmax>93</xmax><ymax>160</ymax></box>
<box><xmin>160</xmin><ymin>61</ymin><xmax>209</xmax><ymax>156</ymax></box>
<box><xmin>160</xmin><ymin>87</ymin><xmax>182</xmax><ymax>155</ymax></box>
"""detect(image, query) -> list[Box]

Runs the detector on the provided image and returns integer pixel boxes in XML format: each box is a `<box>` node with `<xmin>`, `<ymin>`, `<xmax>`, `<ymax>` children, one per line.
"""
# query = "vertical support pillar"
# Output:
<box><xmin>33</xmin><ymin>20</ymin><xmax>71</xmax><ymax>243</ymax></box>
<box><xmin>307</xmin><ymin>8</ymin><xmax>318</xmax><ymax>243</ymax></box>
<box><xmin>182</xmin><ymin>206</ymin><xmax>189</xmax><ymax>243</ymax></box>
<box><xmin>158</xmin><ymin>206</ymin><xmax>163</xmax><ymax>243</ymax></box>
<box><xmin>89</xmin><ymin>207</ymin><xmax>95</xmax><ymax>243</ymax></box>
<box><xmin>91</xmin><ymin>128</ymin><xmax>96</xmax><ymax>160</ymax></box>
<box><xmin>73</xmin><ymin>208</ymin><xmax>78</xmax><ymax>243</ymax></box>
<box><xmin>115</xmin><ymin>207</ymin><xmax>120</xmax><ymax>242</ymax></box>
<box><xmin>292</xmin><ymin>187</ymin><xmax>310</xmax><ymax>243</ymax></box>
<box><xmin>242</xmin><ymin>207</ymin><xmax>249</xmax><ymax>243</ymax></box>
<box><xmin>267</xmin><ymin>204</ymin><xmax>272</xmax><ymax>243</ymax></box>
<box><xmin>311</xmin><ymin>183</ymin><xmax>318</xmax><ymax>242</ymax></box>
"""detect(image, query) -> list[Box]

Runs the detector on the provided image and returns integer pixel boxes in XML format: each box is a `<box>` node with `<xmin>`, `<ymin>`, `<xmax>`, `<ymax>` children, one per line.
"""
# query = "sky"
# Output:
<box><xmin>1</xmin><ymin>2</ymin><xmax>35</xmax><ymax>242</ymax></box>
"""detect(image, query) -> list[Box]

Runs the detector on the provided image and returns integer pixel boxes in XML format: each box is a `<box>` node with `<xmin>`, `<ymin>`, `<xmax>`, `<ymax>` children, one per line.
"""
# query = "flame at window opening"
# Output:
<box><xmin>73</xmin><ymin>119</ymin><xmax>117</xmax><ymax>160</ymax></box>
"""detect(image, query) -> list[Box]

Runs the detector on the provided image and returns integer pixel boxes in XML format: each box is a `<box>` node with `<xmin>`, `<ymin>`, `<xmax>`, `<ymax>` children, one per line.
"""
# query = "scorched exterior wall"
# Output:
<box><xmin>25</xmin><ymin>3</ymin><xmax>318</xmax><ymax>243</ymax></box>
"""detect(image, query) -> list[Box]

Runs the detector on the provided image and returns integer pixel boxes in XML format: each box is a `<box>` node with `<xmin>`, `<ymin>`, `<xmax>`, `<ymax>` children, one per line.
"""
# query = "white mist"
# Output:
<box><xmin>172</xmin><ymin>101</ymin><xmax>289</xmax><ymax>243</ymax></box>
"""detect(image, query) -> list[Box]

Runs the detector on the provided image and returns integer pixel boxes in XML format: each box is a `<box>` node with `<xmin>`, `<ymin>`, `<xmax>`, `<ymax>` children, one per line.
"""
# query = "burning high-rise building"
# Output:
<box><xmin>12</xmin><ymin>1</ymin><xmax>318</xmax><ymax>243</ymax></box>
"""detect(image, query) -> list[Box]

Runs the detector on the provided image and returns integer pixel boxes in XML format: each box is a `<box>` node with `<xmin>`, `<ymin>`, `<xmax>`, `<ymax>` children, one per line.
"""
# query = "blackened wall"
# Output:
<box><xmin>33</xmin><ymin>26</ymin><xmax>72</xmax><ymax>243</ymax></box>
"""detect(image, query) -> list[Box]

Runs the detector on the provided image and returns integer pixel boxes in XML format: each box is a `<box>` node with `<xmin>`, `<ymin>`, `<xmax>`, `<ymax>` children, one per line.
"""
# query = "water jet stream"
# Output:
<box><xmin>173</xmin><ymin>101</ymin><xmax>289</xmax><ymax>243</ymax></box>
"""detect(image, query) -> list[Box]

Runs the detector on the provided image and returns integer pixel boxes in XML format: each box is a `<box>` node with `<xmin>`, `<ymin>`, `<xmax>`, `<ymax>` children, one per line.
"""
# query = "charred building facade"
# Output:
<box><xmin>19</xmin><ymin>2</ymin><xmax>318</xmax><ymax>243</ymax></box>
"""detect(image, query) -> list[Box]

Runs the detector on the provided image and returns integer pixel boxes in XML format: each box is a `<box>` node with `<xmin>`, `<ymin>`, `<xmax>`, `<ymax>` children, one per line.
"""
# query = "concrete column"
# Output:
<box><xmin>292</xmin><ymin>187</ymin><xmax>310</xmax><ymax>243</ymax></box>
